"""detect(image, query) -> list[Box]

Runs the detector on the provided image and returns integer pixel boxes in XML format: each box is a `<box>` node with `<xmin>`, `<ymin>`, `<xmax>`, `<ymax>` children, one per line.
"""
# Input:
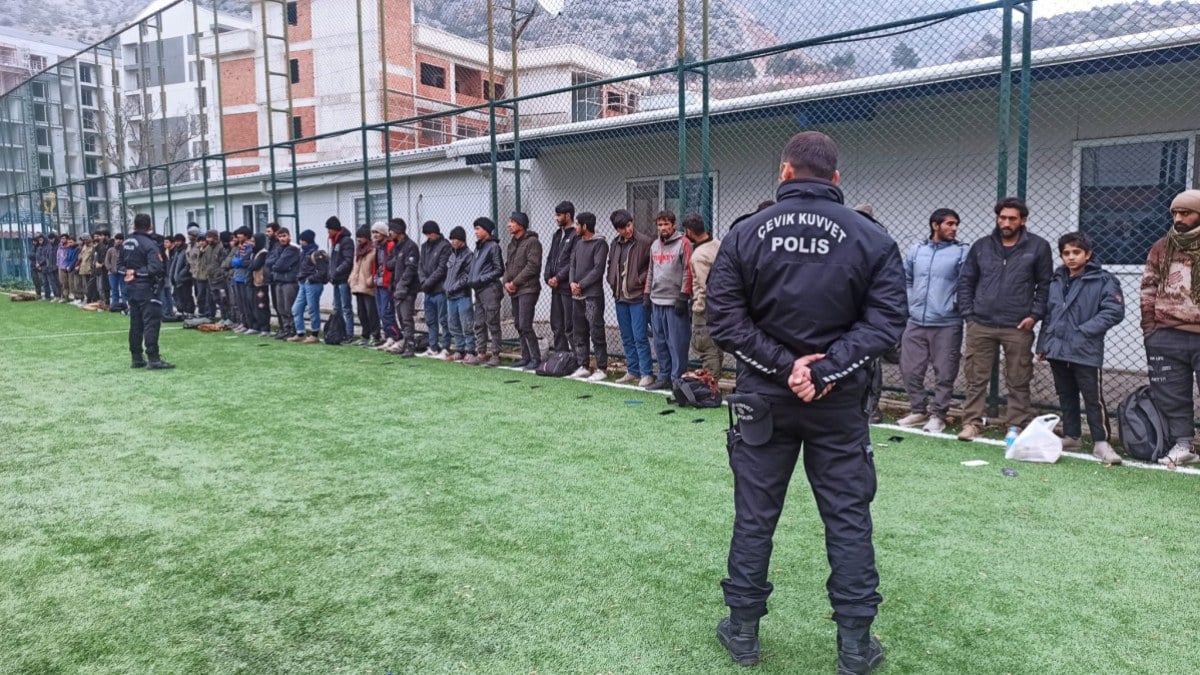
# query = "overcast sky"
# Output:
<box><xmin>1023</xmin><ymin>0</ymin><xmax>1170</xmax><ymax>17</ymax></box>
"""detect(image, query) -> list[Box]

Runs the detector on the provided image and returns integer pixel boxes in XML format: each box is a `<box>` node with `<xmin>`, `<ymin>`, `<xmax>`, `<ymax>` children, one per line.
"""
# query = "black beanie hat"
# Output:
<box><xmin>421</xmin><ymin>220</ymin><xmax>441</xmax><ymax>235</ymax></box>
<box><xmin>509</xmin><ymin>212</ymin><xmax>529</xmax><ymax>230</ymax></box>
<box><xmin>219</xmin><ymin>231</ymin><xmax>232</xmax><ymax>244</ymax></box>
<box><xmin>234</xmin><ymin>225</ymin><xmax>252</xmax><ymax>238</ymax></box>
<box><xmin>449</xmin><ymin>226</ymin><xmax>467</xmax><ymax>242</ymax></box>
<box><xmin>388</xmin><ymin>218</ymin><xmax>406</xmax><ymax>235</ymax></box>
<box><xmin>473</xmin><ymin>217</ymin><xmax>496</xmax><ymax>236</ymax></box>
<box><xmin>355</xmin><ymin>225</ymin><xmax>371</xmax><ymax>239</ymax></box>
<box><xmin>325</xmin><ymin>216</ymin><xmax>343</xmax><ymax>230</ymax></box>
<box><xmin>298</xmin><ymin>229</ymin><xmax>316</xmax><ymax>245</ymax></box>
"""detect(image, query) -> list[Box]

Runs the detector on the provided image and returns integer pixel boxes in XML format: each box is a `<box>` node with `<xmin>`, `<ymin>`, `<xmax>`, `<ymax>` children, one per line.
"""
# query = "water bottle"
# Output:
<box><xmin>1005</xmin><ymin>426</ymin><xmax>1020</xmax><ymax>449</ymax></box>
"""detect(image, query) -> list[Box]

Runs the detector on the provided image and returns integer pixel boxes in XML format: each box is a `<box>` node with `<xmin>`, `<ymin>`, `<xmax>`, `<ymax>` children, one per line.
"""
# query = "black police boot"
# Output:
<box><xmin>717</xmin><ymin>614</ymin><xmax>761</xmax><ymax>667</ymax></box>
<box><xmin>131</xmin><ymin>355</ymin><xmax>147</xmax><ymax>369</ymax></box>
<box><xmin>147</xmin><ymin>358</ymin><xmax>176</xmax><ymax>370</ymax></box>
<box><xmin>836</xmin><ymin>622</ymin><xmax>884</xmax><ymax>675</ymax></box>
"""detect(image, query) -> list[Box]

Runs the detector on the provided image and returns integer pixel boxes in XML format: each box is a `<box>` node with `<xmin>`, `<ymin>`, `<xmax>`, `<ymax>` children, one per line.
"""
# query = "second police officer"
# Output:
<box><xmin>120</xmin><ymin>213</ymin><xmax>175</xmax><ymax>370</ymax></box>
<box><xmin>706</xmin><ymin>131</ymin><xmax>907</xmax><ymax>672</ymax></box>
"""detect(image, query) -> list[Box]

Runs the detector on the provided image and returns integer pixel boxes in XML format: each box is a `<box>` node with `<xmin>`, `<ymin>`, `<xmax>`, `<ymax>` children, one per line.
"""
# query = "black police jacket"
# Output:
<box><xmin>706</xmin><ymin>178</ymin><xmax>908</xmax><ymax>399</ymax></box>
<box><xmin>119</xmin><ymin>232</ymin><xmax>166</xmax><ymax>284</ymax></box>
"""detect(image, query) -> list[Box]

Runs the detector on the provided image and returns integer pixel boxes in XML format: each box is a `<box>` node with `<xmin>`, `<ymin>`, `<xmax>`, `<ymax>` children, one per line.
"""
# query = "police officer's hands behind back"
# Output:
<box><xmin>789</xmin><ymin>353</ymin><xmax>835</xmax><ymax>402</ymax></box>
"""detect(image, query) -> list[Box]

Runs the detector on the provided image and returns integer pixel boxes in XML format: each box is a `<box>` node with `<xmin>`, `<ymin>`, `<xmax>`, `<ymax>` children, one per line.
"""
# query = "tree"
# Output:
<box><xmin>766</xmin><ymin>53</ymin><xmax>817</xmax><ymax>77</ymax></box>
<box><xmin>891</xmin><ymin>42</ymin><xmax>920</xmax><ymax>70</ymax></box>
<box><xmin>710</xmin><ymin>59</ymin><xmax>756</xmax><ymax>82</ymax></box>
<box><xmin>828</xmin><ymin>50</ymin><xmax>856</xmax><ymax>73</ymax></box>
<box><xmin>99</xmin><ymin>94</ymin><xmax>201</xmax><ymax>191</ymax></box>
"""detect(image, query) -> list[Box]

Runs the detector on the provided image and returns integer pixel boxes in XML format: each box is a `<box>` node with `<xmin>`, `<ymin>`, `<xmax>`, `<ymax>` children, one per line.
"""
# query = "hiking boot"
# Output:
<box><xmin>1092</xmin><ymin>441</ymin><xmax>1122</xmax><ymax>465</ymax></box>
<box><xmin>568</xmin><ymin>367</ymin><xmax>591</xmax><ymax>379</ymax></box>
<box><xmin>586</xmin><ymin>369</ymin><xmax>608</xmax><ymax>382</ymax></box>
<box><xmin>1158</xmin><ymin>442</ymin><xmax>1200</xmax><ymax>467</ymax></box>
<box><xmin>131</xmin><ymin>357</ymin><xmax>147</xmax><ymax>369</ymax></box>
<box><xmin>897</xmin><ymin>412</ymin><xmax>929</xmax><ymax>428</ymax></box>
<box><xmin>484</xmin><ymin>355</ymin><xmax>500</xmax><ymax>368</ymax></box>
<box><xmin>837</xmin><ymin>623</ymin><xmax>884</xmax><ymax>675</ymax></box>
<box><xmin>615</xmin><ymin>373</ymin><xmax>638</xmax><ymax>384</ymax></box>
<box><xmin>1061</xmin><ymin>436</ymin><xmax>1082</xmax><ymax>450</ymax></box>
<box><xmin>638</xmin><ymin>375</ymin><xmax>656</xmax><ymax>388</ymax></box>
<box><xmin>957</xmin><ymin>423</ymin><xmax>983</xmax><ymax>441</ymax></box>
<box><xmin>716</xmin><ymin>616</ymin><xmax>760</xmax><ymax>667</ymax></box>
<box><xmin>147</xmin><ymin>359</ymin><xmax>176</xmax><ymax>370</ymax></box>
<box><xmin>645</xmin><ymin>379</ymin><xmax>670</xmax><ymax>391</ymax></box>
<box><xmin>922</xmin><ymin>416</ymin><xmax>946</xmax><ymax>434</ymax></box>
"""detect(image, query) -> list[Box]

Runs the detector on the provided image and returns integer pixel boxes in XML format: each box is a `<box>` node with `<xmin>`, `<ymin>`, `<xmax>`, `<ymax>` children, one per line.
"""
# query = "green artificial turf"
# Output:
<box><xmin>1</xmin><ymin>298</ymin><xmax>1199</xmax><ymax>673</ymax></box>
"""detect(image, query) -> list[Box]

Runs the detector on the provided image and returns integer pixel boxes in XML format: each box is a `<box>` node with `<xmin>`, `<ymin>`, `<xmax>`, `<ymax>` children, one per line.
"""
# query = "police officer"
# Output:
<box><xmin>706</xmin><ymin>131</ymin><xmax>906</xmax><ymax>672</ymax></box>
<box><xmin>120</xmin><ymin>213</ymin><xmax>175</xmax><ymax>370</ymax></box>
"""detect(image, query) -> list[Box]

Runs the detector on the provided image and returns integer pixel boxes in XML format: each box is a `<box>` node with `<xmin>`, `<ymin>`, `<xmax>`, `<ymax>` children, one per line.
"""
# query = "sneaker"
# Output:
<box><xmin>1092</xmin><ymin>441</ymin><xmax>1123</xmax><ymax>465</ymax></box>
<box><xmin>446</xmin><ymin>352</ymin><xmax>461</xmax><ymax>362</ymax></box>
<box><xmin>386</xmin><ymin>343</ymin><xmax>405</xmax><ymax>354</ymax></box>
<box><xmin>401</xmin><ymin>349</ymin><xmax>416</xmax><ymax>358</ymax></box>
<box><xmin>897</xmin><ymin>412</ymin><xmax>929</xmax><ymax>428</ymax></box>
<box><xmin>146</xmin><ymin>359</ymin><xmax>176</xmax><ymax>370</ymax></box>
<box><xmin>957</xmin><ymin>423</ymin><xmax>983</xmax><ymax>441</ymax></box>
<box><xmin>287</xmin><ymin>334</ymin><xmax>305</xmax><ymax>343</ymax></box>
<box><xmin>1061</xmin><ymin>436</ymin><xmax>1082</xmax><ymax>450</ymax></box>
<box><xmin>511</xmin><ymin>359</ymin><xmax>530</xmax><ymax>370</ymax></box>
<box><xmin>716</xmin><ymin>617</ymin><xmax>760</xmax><ymax>667</ymax></box>
<box><xmin>523</xmin><ymin>360</ymin><xmax>539</xmax><ymax>372</ymax></box>
<box><xmin>1158</xmin><ymin>442</ymin><xmax>1200</xmax><ymax>467</ymax></box>
<box><xmin>638</xmin><ymin>375</ymin><xmax>656</xmax><ymax>388</ymax></box>
<box><xmin>462</xmin><ymin>354</ymin><xmax>480</xmax><ymax>365</ymax></box>
<box><xmin>615</xmin><ymin>373</ymin><xmax>638</xmax><ymax>384</ymax></box>
<box><xmin>568</xmin><ymin>367</ymin><xmax>591</xmax><ymax>379</ymax></box>
<box><xmin>434</xmin><ymin>349</ymin><xmax>449</xmax><ymax>360</ymax></box>
<box><xmin>922</xmin><ymin>416</ymin><xmax>946</xmax><ymax>434</ymax></box>
<box><xmin>586</xmin><ymin>370</ymin><xmax>608</xmax><ymax>382</ymax></box>
<box><xmin>645</xmin><ymin>379</ymin><xmax>670</xmax><ymax>391</ymax></box>
<box><xmin>302</xmin><ymin>335</ymin><xmax>320</xmax><ymax>344</ymax></box>
<box><xmin>421</xmin><ymin>347</ymin><xmax>437</xmax><ymax>357</ymax></box>
<box><xmin>484</xmin><ymin>355</ymin><xmax>500</xmax><ymax>368</ymax></box>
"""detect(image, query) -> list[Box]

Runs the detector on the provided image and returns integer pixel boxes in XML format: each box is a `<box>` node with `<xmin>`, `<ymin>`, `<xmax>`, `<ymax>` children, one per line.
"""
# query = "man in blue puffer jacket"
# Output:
<box><xmin>1036</xmin><ymin>232</ymin><xmax>1125</xmax><ymax>464</ymax></box>
<box><xmin>898</xmin><ymin>208</ymin><xmax>968</xmax><ymax>433</ymax></box>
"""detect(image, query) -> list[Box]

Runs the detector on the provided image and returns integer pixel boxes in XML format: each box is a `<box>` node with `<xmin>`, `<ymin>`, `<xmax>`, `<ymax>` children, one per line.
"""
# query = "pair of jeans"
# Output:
<box><xmin>161</xmin><ymin>283</ymin><xmax>177</xmax><ymax>317</ymax></box>
<box><xmin>376</xmin><ymin>290</ymin><xmax>399</xmax><ymax>341</ymax></box>
<box><xmin>899</xmin><ymin>322</ymin><xmax>964</xmax><ymax>419</ymax></box>
<box><xmin>424</xmin><ymin>293</ymin><xmax>450</xmax><ymax>351</ymax></box>
<box><xmin>651</xmin><ymin>303</ymin><xmax>692</xmax><ymax>382</ymax></box>
<box><xmin>108</xmin><ymin>273</ymin><xmax>126</xmax><ymax>306</ymax></box>
<box><xmin>194</xmin><ymin>280</ymin><xmax>211</xmax><ymax>317</ymax></box>
<box><xmin>550</xmin><ymin>291</ymin><xmax>573</xmax><ymax>351</ymax></box>
<box><xmin>511</xmin><ymin>291</ymin><xmax>541</xmax><ymax>364</ymax></box>
<box><xmin>615</xmin><ymin>300</ymin><xmax>653</xmax><ymax>377</ymax></box>
<box><xmin>331</xmin><ymin>283</ymin><xmax>353</xmax><ymax>336</ymax></box>
<box><xmin>292</xmin><ymin>282</ymin><xmax>323</xmax><ymax>334</ymax></box>
<box><xmin>572</xmin><ymin>295</ymin><xmax>608</xmax><ymax>370</ymax></box>
<box><xmin>447</xmin><ymin>295</ymin><xmax>475</xmax><ymax>354</ymax></box>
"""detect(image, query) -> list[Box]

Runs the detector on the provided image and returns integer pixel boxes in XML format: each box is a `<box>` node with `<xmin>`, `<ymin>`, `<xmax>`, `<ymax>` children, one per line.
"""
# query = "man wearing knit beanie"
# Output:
<box><xmin>1141</xmin><ymin>189</ymin><xmax>1200</xmax><ymax>466</ymax></box>
<box><xmin>419</xmin><ymin>220</ymin><xmax>453</xmax><ymax>357</ymax></box>
<box><xmin>444</xmin><ymin>226</ymin><xmax>476</xmax><ymax>361</ymax></box>
<box><xmin>504</xmin><ymin>211</ymin><xmax>542</xmax><ymax>370</ymax></box>
<box><xmin>325</xmin><ymin>215</ymin><xmax>355</xmax><ymax>341</ymax></box>
<box><xmin>467</xmin><ymin>217</ymin><xmax>505</xmax><ymax>366</ymax></box>
<box><xmin>290</xmin><ymin>229</ymin><xmax>328</xmax><ymax>343</ymax></box>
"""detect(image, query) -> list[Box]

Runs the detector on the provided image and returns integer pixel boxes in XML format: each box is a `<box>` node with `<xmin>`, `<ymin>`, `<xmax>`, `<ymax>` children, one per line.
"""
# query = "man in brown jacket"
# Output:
<box><xmin>504</xmin><ymin>212</ymin><xmax>543</xmax><ymax>370</ymax></box>
<box><xmin>684</xmin><ymin>213</ymin><xmax>723</xmax><ymax>375</ymax></box>
<box><xmin>607</xmin><ymin>209</ymin><xmax>654</xmax><ymax>385</ymax></box>
<box><xmin>1141</xmin><ymin>188</ymin><xmax>1200</xmax><ymax>466</ymax></box>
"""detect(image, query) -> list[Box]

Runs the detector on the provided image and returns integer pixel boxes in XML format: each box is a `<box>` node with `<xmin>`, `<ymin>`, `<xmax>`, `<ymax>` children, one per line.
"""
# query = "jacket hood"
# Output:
<box><xmin>1052</xmin><ymin>259</ymin><xmax>1103</xmax><ymax>281</ymax></box>
<box><xmin>776</xmin><ymin>178</ymin><xmax>845</xmax><ymax>205</ymax></box>
<box><xmin>658</xmin><ymin>229</ymin><xmax>684</xmax><ymax>245</ymax></box>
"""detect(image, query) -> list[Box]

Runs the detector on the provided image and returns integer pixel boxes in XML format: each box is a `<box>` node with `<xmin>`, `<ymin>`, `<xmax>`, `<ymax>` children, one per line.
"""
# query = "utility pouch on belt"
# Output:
<box><xmin>726</xmin><ymin>393</ymin><xmax>773</xmax><ymax>447</ymax></box>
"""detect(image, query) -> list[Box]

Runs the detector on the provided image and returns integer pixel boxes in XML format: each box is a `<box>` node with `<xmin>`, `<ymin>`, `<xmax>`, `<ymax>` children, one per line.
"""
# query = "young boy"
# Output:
<box><xmin>1036</xmin><ymin>232</ymin><xmax>1126</xmax><ymax>464</ymax></box>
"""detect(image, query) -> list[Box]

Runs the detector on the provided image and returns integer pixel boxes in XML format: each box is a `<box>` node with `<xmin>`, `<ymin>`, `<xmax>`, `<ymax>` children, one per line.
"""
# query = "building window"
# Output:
<box><xmin>29</xmin><ymin>55</ymin><xmax>46</xmax><ymax>71</ymax></box>
<box><xmin>291</xmin><ymin>115</ymin><xmax>303</xmax><ymax>140</ymax></box>
<box><xmin>1078</xmin><ymin>136</ymin><xmax>1192</xmax><ymax>266</ymax></box>
<box><xmin>40</xmin><ymin>176</ymin><xmax>53</xmax><ymax>189</ymax></box>
<box><xmin>242</xmin><ymin>203</ymin><xmax>270</xmax><ymax>232</ymax></box>
<box><xmin>38</xmin><ymin>153</ymin><xmax>51</xmax><ymax>171</ymax></box>
<box><xmin>85</xmin><ymin>157</ymin><xmax>99</xmax><ymax>175</ymax></box>
<box><xmin>289</xmin><ymin>58</ymin><xmax>300</xmax><ymax>84</ymax></box>
<box><xmin>419</xmin><ymin>63</ymin><xmax>446</xmax><ymax>89</ymax></box>
<box><xmin>626</xmin><ymin>174</ymin><xmax>717</xmax><ymax>237</ymax></box>
<box><xmin>354</xmin><ymin>194</ymin><xmax>390</xmax><ymax>226</ymax></box>
<box><xmin>85</xmin><ymin>179</ymin><xmax>101</xmax><ymax>198</ymax></box>
<box><xmin>484</xmin><ymin>80</ymin><xmax>505</xmax><ymax>101</ymax></box>
<box><xmin>187</xmin><ymin>35</ymin><xmax>196</xmax><ymax>56</ymax></box>
<box><xmin>197</xmin><ymin>86</ymin><xmax>207</xmax><ymax>109</ymax></box>
<box><xmin>35</xmin><ymin>128</ymin><xmax>49</xmax><ymax>147</ymax></box>
<box><xmin>187</xmin><ymin>207</ymin><xmax>214</xmax><ymax>227</ymax></box>
<box><xmin>418</xmin><ymin>117</ymin><xmax>446</xmax><ymax>146</ymax></box>
<box><xmin>191</xmin><ymin>140</ymin><xmax>209</xmax><ymax>157</ymax></box>
<box><xmin>80</xmin><ymin>87</ymin><xmax>95</xmax><ymax>107</ymax></box>
<box><xmin>571</xmin><ymin>72</ymin><xmax>603</xmax><ymax>122</ymax></box>
<box><xmin>31</xmin><ymin>81</ymin><xmax>47</xmax><ymax>99</ymax></box>
<box><xmin>84</xmin><ymin>134</ymin><xmax>98</xmax><ymax>153</ymax></box>
<box><xmin>456</xmin><ymin>121</ymin><xmax>485</xmax><ymax>139</ymax></box>
<box><xmin>33</xmin><ymin>103</ymin><xmax>47</xmax><ymax>123</ymax></box>
<box><xmin>287</xmin><ymin>1</ymin><xmax>298</xmax><ymax>26</ymax></box>
<box><xmin>79</xmin><ymin>64</ymin><xmax>93</xmax><ymax>83</ymax></box>
<box><xmin>82</xmin><ymin>110</ymin><xmax>97</xmax><ymax>130</ymax></box>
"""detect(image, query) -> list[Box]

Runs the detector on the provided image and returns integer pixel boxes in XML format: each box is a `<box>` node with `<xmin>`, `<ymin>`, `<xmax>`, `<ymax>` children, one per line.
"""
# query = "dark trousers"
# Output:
<box><xmin>572</xmin><ymin>295</ymin><xmax>608</xmax><ymax>369</ymax></box>
<box><xmin>1049</xmin><ymin>359</ymin><xmax>1109</xmax><ymax>442</ymax></box>
<box><xmin>1146</xmin><ymin>328</ymin><xmax>1200</xmax><ymax>444</ymax></box>
<box><xmin>98</xmin><ymin>270</ymin><xmax>110</xmax><ymax>301</ymax></box>
<box><xmin>127</xmin><ymin>281</ymin><xmax>163</xmax><ymax>360</ymax></box>
<box><xmin>899</xmin><ymin>322</ymin><xmax>963</xmax><ymax>418</ymax></box>
<box><xmin>375</xmin><ymin>289</ymin><xmax>399</xmax><ymax>341</ymax></box>
<box><xmin>252</xmin><ymin>286</ymin><xmax>271</xmax><ymax>331</ymax></box>
<box><xmin>511</xmin><ymin>291</ymin><xmax>541</xmax><ymax>363</ymax></box>
<box><xmin>473</xmin><ymin>282</ymin><xmax>503</xmax><ymax>356</ymax></box>
<box><xmin>723</xmin><ymin>391</ymin><xmax>880</xmax><ymax>624</ymax></box>
<box><xmin>275</xmin><ymin>282</ymin><xmax>298</xmax><ymax>335</ymax></box>
<box><xmin>32</xmin><ymin>269</ymin><xmax>46</xmax><ymax>298</ymax></box>
<box><xmin>550</xmin><ymin>290</ymin><xmax>573</xmax><ymax>352</ymax></box>
<box><xmin>395</xmin><ymin>294</ymin><xmax>417</xmax><ymax>346</ymax></box>
<box><xmin>41</xmin><ymin>269</ymin><xmax>59</xmax><ymax>298</ymax></box>
<box><xmin>195</xmin><ymin>280</ymin><xmax>211</xmax><ymax>317</ymax></box>
<box><xmin>176</xmin><ymin>279</ymin><xmax>196</xmax><ymax>314</ymax></box>
<box><xmin>651</xmin><ymin>304</ymin><xmax>692</xmax><ymax>382</ymax></box>
<box><xmin>355</xmin><ymin>293</ymin><xmax>379</xmax><ymax>339</ymax></box>
<box><xmin>82</xmin><ymin>274</ymin><xmax>98</xmax><ymax>303</ymax></box>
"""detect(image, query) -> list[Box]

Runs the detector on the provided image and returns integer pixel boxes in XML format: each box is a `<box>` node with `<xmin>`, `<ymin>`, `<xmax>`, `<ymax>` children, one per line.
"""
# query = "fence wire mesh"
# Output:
<box><xmin>2</xmin><ymin>0</ymin><xmax>1199</xmax><ymax>428</ymax></box>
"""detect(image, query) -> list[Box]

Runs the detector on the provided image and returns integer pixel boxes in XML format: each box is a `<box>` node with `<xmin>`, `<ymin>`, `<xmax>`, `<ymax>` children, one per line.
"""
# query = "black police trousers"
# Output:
<box><xmin>722</xmin><ymin>393</ymin><xmax>881</xmax><ymax>624</ymax></box>
<box><xmin>127</xmin><ymin>281</ymin><xmax>163</xmax><ymax>360</ymax></box>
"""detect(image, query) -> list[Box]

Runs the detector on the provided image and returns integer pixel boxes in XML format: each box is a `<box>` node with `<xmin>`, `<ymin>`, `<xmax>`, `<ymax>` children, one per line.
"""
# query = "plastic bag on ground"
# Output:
<box><xmin>1005</xmin><ymin>414</ymin><xmax>1062</xmax><ymax>463</ymax></box>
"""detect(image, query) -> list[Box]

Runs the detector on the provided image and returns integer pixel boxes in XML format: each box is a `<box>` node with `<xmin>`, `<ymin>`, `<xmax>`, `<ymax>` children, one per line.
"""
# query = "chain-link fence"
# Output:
<box><xmin>3</xmin><ymin>0</ymin><xmax>1199</xmax><ymax>426</ymax></box>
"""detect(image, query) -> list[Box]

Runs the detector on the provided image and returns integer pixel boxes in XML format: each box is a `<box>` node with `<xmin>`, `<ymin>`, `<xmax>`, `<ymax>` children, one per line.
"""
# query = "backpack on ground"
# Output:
<box><xmin>536</xmin><ymin>351</ymin><xmax>578</xmax><ymax>377</ymax></box>
<box><xmin>323</xmin><ymin>312</ymin><xmax>347</xmax><ymax>345</ymax></box>
<box><xmin>671</xmin><ymin>370</ymin><xmax>723</xmax><ymax>408</ymax></box>
<box><xmin>1118</xmin><ymin>385</ymin><xmax>1170</xmax><ymax>462</ymax></box>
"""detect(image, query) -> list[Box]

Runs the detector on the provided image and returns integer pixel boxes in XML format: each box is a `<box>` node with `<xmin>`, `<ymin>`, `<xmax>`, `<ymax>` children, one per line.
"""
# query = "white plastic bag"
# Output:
<box><xmin>1005</xmin><ymin>414</ymin><xmax>1062</xmax><ymax>463</ymax></box>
